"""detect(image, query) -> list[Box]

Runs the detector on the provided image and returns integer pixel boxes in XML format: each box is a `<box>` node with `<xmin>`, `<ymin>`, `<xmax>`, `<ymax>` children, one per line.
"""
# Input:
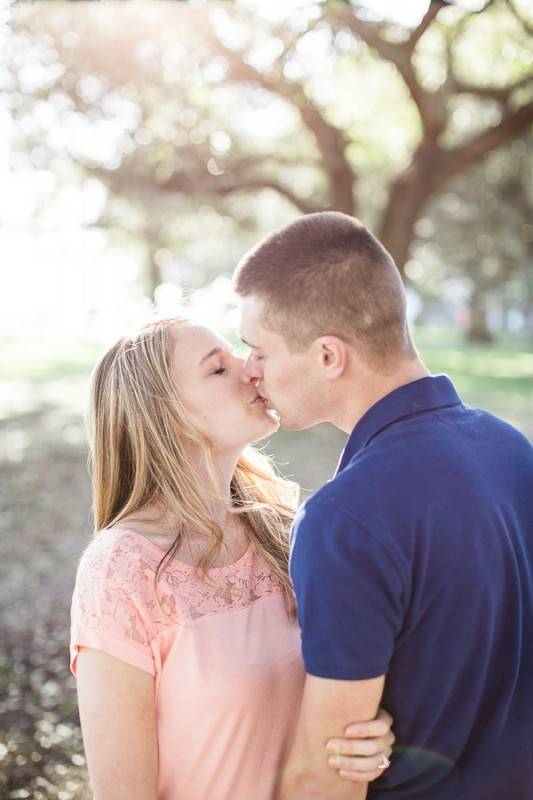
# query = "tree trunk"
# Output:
<box><xmin>378</xmin><ymin>142</ymin><xmax>438</xmax><ymax>275</ymax></box>
<box><xmin>330</xmin><ymin>163</ymin><xmax>356</xmax><ymax>215</ymax></box>
<box><xmin>298</xmin><ymin>105</ymin><xmax>355</xmax><ymax>216</ymax></box>
<box><xmin>466</xmin><ymin>285</ymin><xmax>493</xmax><ymax>343</ymax></box>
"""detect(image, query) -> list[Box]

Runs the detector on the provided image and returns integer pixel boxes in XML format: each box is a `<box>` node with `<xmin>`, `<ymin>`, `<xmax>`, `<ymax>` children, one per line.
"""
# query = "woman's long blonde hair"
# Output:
<box><xmin>86</xmin><ymin>316</ymin><xmax>299</xmax><ymax>617</ymax></box>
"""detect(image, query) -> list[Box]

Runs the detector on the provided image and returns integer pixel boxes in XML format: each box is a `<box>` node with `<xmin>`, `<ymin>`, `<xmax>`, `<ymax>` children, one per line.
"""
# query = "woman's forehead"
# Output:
<box><xmin>171</xmin><ymin>323</ymin><xmax>230</xmax><ymax>358</ymax></box>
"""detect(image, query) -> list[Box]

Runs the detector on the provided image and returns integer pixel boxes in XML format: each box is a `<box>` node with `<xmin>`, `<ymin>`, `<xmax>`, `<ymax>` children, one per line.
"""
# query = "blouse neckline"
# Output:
<box><xmin>106</xmin><ymin>527</ymin><xmax>255</xmax><ymax>574</ymax></box>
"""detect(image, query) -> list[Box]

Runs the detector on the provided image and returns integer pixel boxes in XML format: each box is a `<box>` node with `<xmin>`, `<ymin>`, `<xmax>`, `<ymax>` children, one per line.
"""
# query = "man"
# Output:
<box><xmin>233</xmin><ymin>211</ymin><xmax>533</xmax><ymax>800</ymax></box>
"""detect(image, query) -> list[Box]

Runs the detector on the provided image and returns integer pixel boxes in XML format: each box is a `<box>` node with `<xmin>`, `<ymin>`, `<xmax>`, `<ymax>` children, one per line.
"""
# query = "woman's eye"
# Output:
<box><xmin>254</xmin><ymin>354</ymin><xmax>264</xmax><ymax>362</ymax></box>
<box><xmin>213</xmin><ymin>366</ymin><xmax>226</xmax><ymax>375</ymax></box>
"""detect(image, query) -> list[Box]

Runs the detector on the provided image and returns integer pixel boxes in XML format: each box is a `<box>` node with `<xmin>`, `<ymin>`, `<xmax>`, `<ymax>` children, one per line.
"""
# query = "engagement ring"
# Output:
<box><xmin>377</xmin><ymin>753</ymin><xmax>391</xmax><ymax>770</ymax></box>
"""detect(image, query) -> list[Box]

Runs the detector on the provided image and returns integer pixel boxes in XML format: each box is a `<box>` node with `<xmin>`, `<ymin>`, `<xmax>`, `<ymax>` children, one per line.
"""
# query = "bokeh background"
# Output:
<box><xmin>1</xmin><ymin>0</ymin><xmax>532</xmax><ymax>796</ymax></box>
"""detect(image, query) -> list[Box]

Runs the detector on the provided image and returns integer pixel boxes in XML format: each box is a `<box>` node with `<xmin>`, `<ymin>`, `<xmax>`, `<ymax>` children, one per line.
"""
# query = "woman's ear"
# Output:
<box><xmin>317</xmin><ymin>336</ymin><xmax>347</xmax><ymax>379</ymax></box>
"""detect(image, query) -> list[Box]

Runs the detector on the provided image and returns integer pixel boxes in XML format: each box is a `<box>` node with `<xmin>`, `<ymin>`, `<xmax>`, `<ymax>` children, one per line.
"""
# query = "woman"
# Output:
<box><xmin>69</xmin><ymin>316</ymin><xmax>395</xmax><ymax>800</ymax></box>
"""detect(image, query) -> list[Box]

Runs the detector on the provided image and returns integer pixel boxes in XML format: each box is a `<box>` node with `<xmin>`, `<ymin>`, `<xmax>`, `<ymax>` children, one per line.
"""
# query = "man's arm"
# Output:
<box><xmin>281</xmin><ymin>673</ymin><xmax>385</xmax><ymax>799</ymax></box>
<box><xmin>286</xmin><ymin>502</ymin><xmax>405</xmax><ymax>798</ymax></box>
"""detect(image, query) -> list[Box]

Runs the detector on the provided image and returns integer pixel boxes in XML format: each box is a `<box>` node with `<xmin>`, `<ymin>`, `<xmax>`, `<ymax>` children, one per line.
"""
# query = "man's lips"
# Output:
<box><xmin>250</xmin><ymin>393</ymin><xmax>279</xmax><ymax>419</ymax></box>
<box><xmin>250</xmin><ymin>392</ymin><xmax>272</xmax><ymax>408</ymax></box>
<box><xmin>250</xmin><ymin>393</ymin><xmax>265</xmax><ymax>405</ymax></box>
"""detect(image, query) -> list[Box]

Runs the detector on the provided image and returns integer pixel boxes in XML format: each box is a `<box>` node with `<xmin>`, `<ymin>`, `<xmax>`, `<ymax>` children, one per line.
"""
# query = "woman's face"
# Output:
<box><xmin>170</xmin><ymin>323</ymin><xmax>280</xmax><ymax>452</ymax></box>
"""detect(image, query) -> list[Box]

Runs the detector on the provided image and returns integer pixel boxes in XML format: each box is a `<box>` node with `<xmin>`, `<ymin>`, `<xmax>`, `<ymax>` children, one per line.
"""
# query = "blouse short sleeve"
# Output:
<box><xmin>69</xmin><ymin>533</ymin><xmax>156</xmax><ymax>677</ymax></box>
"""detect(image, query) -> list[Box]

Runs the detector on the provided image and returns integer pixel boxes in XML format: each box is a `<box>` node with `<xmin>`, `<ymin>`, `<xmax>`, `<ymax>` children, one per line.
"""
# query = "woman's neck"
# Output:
<box><xmin>112</xmin><ymin>446</ymin><xmax>250</xmax><ymax>562</ymax></box>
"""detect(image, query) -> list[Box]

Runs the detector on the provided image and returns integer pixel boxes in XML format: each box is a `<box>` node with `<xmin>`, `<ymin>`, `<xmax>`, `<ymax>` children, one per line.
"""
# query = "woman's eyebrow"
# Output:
<box><xmin>199</xmin><ymin>344</ymin><xmax>236</xmax><ymax>365</ymax></box>
<box><xmin>199</xmin><ymin>346</ymin><xmax>223</xmax><ymax>365</ymax></box>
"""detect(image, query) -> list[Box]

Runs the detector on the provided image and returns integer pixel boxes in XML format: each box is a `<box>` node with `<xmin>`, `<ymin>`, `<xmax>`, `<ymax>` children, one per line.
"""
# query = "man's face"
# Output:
<box><xmin>238</xmin><ymin>297</ymin><xmax>326</xmax><ymax>431</ymax></box>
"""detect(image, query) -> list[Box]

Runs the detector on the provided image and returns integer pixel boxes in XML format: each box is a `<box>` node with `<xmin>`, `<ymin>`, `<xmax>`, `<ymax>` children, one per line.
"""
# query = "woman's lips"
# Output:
<box><xmin>250</xmin><ymin>394</ymin><xmax>278</xmax><ymax>417</ymax></box>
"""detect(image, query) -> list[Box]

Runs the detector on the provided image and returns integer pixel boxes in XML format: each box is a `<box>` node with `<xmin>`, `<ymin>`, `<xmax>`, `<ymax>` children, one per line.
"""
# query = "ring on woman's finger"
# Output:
<box><xmin>377</xmin><ymin>753</ymin><xmax>391</xmax><ymax>770</ymax></box>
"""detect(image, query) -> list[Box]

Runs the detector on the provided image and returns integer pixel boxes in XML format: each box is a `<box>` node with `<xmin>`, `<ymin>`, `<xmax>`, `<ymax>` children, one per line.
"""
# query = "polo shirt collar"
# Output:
<box><xmin>335</xmin><ymin>374</ymin><xmax>462</xmax><ymax>475</ymax></box>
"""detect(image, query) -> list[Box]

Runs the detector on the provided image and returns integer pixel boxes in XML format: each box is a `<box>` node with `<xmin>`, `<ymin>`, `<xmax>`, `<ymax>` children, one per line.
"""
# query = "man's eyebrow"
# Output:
<box><xmin>239</xmin><ymin>335</ymin><xmax>258</xmax><ymax>349</ymax></box>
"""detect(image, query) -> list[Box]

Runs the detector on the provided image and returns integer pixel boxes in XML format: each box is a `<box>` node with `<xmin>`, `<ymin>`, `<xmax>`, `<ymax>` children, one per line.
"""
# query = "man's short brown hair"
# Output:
<box><xmin>233</xmin><ymin>211</ymin><xmax>416</xmax><ymax>367</ymax></box>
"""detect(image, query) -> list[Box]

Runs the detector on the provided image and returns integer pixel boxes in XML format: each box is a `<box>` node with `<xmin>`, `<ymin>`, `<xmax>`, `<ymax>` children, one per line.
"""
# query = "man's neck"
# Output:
<box><xmin>333</xmin><ymin>359</ymin><xmax>431</xmax><ymax>435</ymax></box>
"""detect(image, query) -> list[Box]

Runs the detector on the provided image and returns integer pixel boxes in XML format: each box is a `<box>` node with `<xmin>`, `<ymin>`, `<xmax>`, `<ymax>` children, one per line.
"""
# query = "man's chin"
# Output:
<box><xmin>264</xmin><ymin>402</ymin><xmax>318</xmax><ymax>431</ymax></box>
<box><xmin>277</xmin><ymin>413</ymin><xmax>315</xmax><ymax>432</ymax></box>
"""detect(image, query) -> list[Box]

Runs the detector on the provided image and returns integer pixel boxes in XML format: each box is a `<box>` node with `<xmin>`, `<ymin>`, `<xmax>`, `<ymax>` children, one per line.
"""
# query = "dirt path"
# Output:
<box><xmin>0</xmin><ymin>403</ymin><xmax>92</xmax><ymax>800</ymax></box>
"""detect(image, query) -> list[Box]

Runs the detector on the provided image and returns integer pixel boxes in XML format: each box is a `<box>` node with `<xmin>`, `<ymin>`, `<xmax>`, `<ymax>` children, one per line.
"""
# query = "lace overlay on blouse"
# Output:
<box><xmin>72</xmin><ymin>530</ymin><xmax>287</xmax><ymax>647</ymax></box>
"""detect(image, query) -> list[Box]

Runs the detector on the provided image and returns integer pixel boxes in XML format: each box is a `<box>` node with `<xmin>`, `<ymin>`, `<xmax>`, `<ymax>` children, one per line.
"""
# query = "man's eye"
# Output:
<box><xmin>253</xmin><ymin>354</ymin><xmax>264</xmax><ymax>362</ymax></box>
<box><xmin>213</xmin><ymin>366</ymin><xmax>226</xmax><ymax>375</ymax></box>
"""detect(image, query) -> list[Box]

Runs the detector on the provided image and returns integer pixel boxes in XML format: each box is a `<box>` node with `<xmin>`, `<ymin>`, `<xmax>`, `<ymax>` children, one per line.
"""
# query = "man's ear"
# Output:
<box><xmin>316</xmin><ymin>336</ymin><xmax>347</xmax><ymax>379</ymax></box>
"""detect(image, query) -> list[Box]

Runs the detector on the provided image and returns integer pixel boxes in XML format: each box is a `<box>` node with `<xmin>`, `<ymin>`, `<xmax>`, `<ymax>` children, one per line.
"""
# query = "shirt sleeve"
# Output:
<box><xmin>69</xmin><ymin>538</ymin><xmax>156</xmax><ymax>677</ymax></box>
<box><xmin>289</xmin><ymin>500</ymin><xmax>406</xmax><ymax>680</ymax></box>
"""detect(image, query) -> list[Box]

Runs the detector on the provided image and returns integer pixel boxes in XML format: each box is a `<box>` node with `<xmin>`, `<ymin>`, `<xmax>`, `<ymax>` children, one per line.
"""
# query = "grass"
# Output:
<box><xmin>414</xmin><ymin>329</ymin><xmax>533</xmax><ymax>435</ymax></box>
<box><xmin>0</xmin><ymin>337</ymin><xmax>104</xmax><ymax>382</ymax></box>
<box><xmin>1</xmin><ymin>327</ymin><xmax>531</xmax><ymax>435</ymax></box>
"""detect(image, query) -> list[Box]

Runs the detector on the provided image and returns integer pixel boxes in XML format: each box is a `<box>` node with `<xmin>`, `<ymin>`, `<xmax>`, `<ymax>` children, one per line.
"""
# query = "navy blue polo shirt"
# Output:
<box><xmin>289</xmin><ymin>375</ymin><xmax>533</xmax><ymax>800</ymax></box>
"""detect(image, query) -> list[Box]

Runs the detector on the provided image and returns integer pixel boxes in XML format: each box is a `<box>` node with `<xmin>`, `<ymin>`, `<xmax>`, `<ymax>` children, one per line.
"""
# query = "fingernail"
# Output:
<box><xmin>345</xmin><ymin>726</ymin><xmax>360</xmax><ymax>735</ymax></box>
<box><xmin>326</xmin><ymin>740</ymin><xmax>339</xmax><ymax>751</ymax></box>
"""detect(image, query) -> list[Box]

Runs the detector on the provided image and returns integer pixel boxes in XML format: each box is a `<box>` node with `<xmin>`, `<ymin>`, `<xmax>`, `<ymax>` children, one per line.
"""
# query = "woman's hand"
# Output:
<box><xmin>325</xmin><ymin>707</ymin><xmax>395</xmax><ymax>783</ymax></box>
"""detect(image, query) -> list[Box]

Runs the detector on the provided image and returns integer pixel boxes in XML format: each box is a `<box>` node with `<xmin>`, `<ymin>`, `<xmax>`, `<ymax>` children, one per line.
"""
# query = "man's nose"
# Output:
<box><xmin>241</xmin><ymin>355</ymin><xmax>262</xmax><ymax>385</ymax></box>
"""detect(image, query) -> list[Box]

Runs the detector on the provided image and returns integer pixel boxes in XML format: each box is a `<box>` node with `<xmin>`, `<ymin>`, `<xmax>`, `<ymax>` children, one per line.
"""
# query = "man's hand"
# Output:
<box><xmin>326</xmin><ymin>707</ymin><xmax>394</xmax><ymax>783</ymax></box>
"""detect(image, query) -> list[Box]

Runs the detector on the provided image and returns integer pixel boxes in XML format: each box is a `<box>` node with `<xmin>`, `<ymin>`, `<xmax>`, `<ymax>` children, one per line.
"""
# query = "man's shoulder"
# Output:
<box><xmin>463</xmin><ymin>405</ymin><xmax>532</xmax><ymax>449</ymax></box>
<box><xmin>407</xmin><ymin>399</ymin><xmax>533</xmax><ymax>460</ymax></box>
<box><xmin>293</xmin><ymin>464</ymin><xmax>391</xmax><ymax>549</ymax></box>
<box><xmin>303</xmin><ymin>439</ymin><xmax>415</xmax><ymax>519</ymax></box>
<box><xmin>332</xmin><ymin>403</ymin><xmax>531</xmax><ymax>490</ymax></box>
<box><xmin>299</xmin><ymin>472</ymin><xmax>364</xmax><ymax>525</ymax></box>
<box><xmin>296</xmin><ymin>405</ymin><xmax>532</xmax><ymax>539</ymax></box>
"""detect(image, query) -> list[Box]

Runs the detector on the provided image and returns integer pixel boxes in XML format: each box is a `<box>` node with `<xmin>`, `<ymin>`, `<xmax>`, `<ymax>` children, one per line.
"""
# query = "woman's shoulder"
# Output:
<box><xmin>76</xmin><ymin>527</ymin><xmax>163</xmax><ymax>588</ymax></box>
<box><xmin>70</xmin><ymin>529</ymin><xmax>160</xmax><ymax>659</ymax></box>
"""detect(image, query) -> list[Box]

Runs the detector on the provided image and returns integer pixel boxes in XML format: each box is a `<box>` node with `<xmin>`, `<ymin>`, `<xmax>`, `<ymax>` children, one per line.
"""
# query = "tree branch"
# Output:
<box><xmin>198</xmin><ymin>12</ymin><xmax>356</xmax><ymax>212</ymax></box>
<box><xmin>90</xmin><ymin>162</ymin><xmax>322</xmax><ymax>215</ymax></box>
<box><xmin>201</xmin><ymin>176</ymin><xmax>322</xmax><ymax>214</ymax></box>
<box><xmin>326</xmin><ymin>4</ymin><xmax>400</xmax><ymax>61</ymax></box>
<box><xmin>451</xmin><ymin>72</ymin><xmax>533</xmax><ymax>106</ymax></box>
<box><xmin>326</xmin><ymin>3</ymin><xmax>447</xmax><ymax>139</ymax></box>
<box><xmin>444</xmin><ymin>0</ymin><xmax>533</xmax><ymax>109</ymax></box>
<box><xmin>407</xmin><ymin>0</ymin><xmax>448</xmax><ymax>52</ymax></box>
<box><xmin>505</xmin><ymin>0</ymin><xmax>533</xmax><ymax>36</ymax></box>
<box><xmin>433</xmin><ymin>100</ymin><xmax>533</xmax><ymax>186</ymax></box>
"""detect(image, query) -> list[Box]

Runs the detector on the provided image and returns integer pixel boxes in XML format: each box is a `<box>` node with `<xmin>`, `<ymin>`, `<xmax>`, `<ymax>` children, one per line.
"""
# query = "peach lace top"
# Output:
<box><xmin>69</xmin><ymin>528</ymin><xmax>305</xmax><ymax>800</ymax></box>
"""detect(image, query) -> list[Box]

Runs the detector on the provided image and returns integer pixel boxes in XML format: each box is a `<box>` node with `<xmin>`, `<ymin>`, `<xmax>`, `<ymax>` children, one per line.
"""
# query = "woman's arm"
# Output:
<box><xmin>76</xmin><ymin>647</ymin><xmax>158</xmax><ymax>800</ymax></box>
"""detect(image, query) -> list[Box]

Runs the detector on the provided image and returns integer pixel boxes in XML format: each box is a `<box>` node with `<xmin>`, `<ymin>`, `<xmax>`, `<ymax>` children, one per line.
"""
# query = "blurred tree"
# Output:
<box><xmin>323</xmin><ymin>0</ymin><xmax>533</xmax><ymax>271</ymax></box>
<box><xmin>5</xmin><ymin>0</ymin><xmax>533</xmax><ymax>298</ymax></box>
<box><xmin>409</xmin><ymin>135</ymin><xmax>533</xmax><ymax>341</ymax></box>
